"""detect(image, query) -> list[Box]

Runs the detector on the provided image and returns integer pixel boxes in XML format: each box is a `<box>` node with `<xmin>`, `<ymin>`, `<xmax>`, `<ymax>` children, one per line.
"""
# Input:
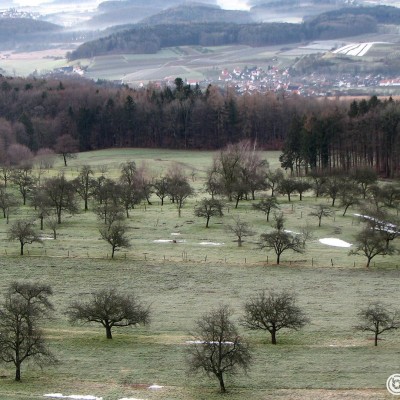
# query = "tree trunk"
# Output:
<box><xmin>15</xmin><ymin>362</ymin><xmax>21</xmax><ymax>381</ymax></box>
<box><xmin>20</xmin><ymin>242</ymin><xmax>24</xmax><ymax>256</ymax></box>
<box><xmin>238</xmin><ymin>237</ymin><xmax>242</xmax><ymax>247</ymax></box>
<box><xmin>111</xmin><ymin>246</ymin><xmax>115</xmax><ymax>259</ymax></box>
<box><xmin>105</xmin><ymin>324</ymin><xmax>113</xmax><ymax>339</ymax></box>
<box><xmin>63</xmin><ymin>154</ymin><xmax>67</xmax><ymax>167</ymax></box>
<box><xmin>366</xmin><ymin>257</ymin><xmax>371</xmax><ymax>268</ymax></box>
<box><xmin>374</xmin><ymin>332</ymin><xmax>378</xmax><ymax>346</ymax></box>
<box><xmin>217</xmin><ymin>372</ymin><xmax>226</xmax><ymax>393</ymax></box>
<box><xmin>276</xmin><ymin>253</ymin><xmax>280</xmax><ymax>264</ymax></box>
<box><xmin>271</xmin><ymin>330</ymin><xmax>277</xmax><ymax>345</ymax></box>
<box><xmin>206</xmin><ymin>216</ymin><xmax>210</xmax><ymax>228</ymax></box>
<box><xmin>40</xmin><ymin>216</ymin><xmax>44</xmax><ymax>230</ymax></box>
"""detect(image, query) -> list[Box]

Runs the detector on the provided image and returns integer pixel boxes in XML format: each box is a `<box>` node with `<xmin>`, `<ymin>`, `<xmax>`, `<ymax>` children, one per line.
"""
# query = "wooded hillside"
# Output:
<box><xmin>69</xmin><ymin>6</ymin><xmax>399</xmax><ymax>60</ymax></box>
<box><xmin>0</xmin><ymin>76</ymin><xmax>399</xmax><ymax>177</ymax></box>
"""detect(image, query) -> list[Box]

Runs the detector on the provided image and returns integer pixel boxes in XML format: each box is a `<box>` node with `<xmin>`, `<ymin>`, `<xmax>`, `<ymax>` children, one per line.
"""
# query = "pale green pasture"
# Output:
<box><xmin>0</xmin><ymin>57</ymin><xmax>66</xmax><ymax>76</ymax></box>
<box><xmin>0</xmin><ymin>148</ymin><xmax>399</xmax><ymax>399</ymax></box>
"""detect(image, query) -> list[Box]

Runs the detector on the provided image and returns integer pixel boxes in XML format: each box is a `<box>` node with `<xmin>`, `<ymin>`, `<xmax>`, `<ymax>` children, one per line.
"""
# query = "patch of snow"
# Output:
<box><xmin>319</xmin><ymin>238</ymin><xmax>352</xmax><ymax>248</ymax></box>
<box><xmin>284</xmin><ymin>230</ymin><xmax>300</xmax><ymax>235</ymax></box>
<box><xmin>119</xmin><ymin>398</ymin><xmax>146</xmax><ymax>400</ymax></box>
<box><xmin>153</xmin><ymin>239</ymin><xmax>186</xmax><ymax>243</ymax></box>
<box><xmin>44</xmin><ymin>395</ymin><xmax>102</xmax><ymax>400</ymax></box>
<box><xmin>186</xmin><ymin>340</ymin><xmax>234</xmax><ymax>345</ymax></box>
<box><xmin>171</xmin><ymin>233</ymin><xmax>181</xmax><ymax>236</ymax></box>
<box><xmin>148</xmin><ymin>384</ymin><xmax>163</xmax><ymax>390</ymax></box>
<box><xmin>199</xmin><ymin>242</ymin><xmax>224</xmax><ymax>246</ymax></box>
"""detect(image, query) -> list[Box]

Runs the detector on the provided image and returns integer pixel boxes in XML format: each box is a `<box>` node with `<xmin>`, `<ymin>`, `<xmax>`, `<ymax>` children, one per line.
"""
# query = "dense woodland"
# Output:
<box><xmin>68</xmin><ymin>6</ymin><xmax>399</xmax><ymax>59</ymax></box>
<box><xmin>0</xmin><ymin>75</ymin><xmax>399</xmax><ymax>177</ymax></box>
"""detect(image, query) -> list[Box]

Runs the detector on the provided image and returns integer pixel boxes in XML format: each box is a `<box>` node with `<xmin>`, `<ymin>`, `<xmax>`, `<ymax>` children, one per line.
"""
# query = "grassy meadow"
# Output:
<box><xmin>0</xmin><ymin>148</ymin><xmax>399</xmax><ymax>400</ymax></box>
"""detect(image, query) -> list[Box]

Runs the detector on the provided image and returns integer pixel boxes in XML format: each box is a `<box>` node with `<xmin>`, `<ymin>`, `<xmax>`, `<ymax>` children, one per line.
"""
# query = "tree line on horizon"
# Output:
<box><xmin>0</xmin><ymin>76</ymin><xmax>400</xmax><ymax>177</ymax></box>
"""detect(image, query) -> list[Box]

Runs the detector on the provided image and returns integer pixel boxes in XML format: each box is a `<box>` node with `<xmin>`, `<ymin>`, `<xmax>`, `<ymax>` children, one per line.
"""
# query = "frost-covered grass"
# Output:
<box><xmin>0</xmin><ymin>148</ymin><xmax>399</xmax><ymax>400</ymax></box>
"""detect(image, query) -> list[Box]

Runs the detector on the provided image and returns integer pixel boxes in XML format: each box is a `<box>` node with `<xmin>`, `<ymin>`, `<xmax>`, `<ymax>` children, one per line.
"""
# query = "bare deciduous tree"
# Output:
<box><xmin>225</xmin><ymin>216</ymin><xmax>254</xmax><ymax>247</ymax></box>
<box><xmin>242</xmin><ymin>290</ymin><xmax>310</xmax><ymax>344</ymax></box>
<box><xmin>67</xmin><ymin>288</ymin><xmax>150</xmax><ymax>339</ymax></box>
<box><xmin>187</xmin><ymin>305</ymin><xmax>251</xmax><ymax>393</ymax></box>
<box><xmin>194</xmin><ymin>198</ymin><xmax>224</xmax><ymax>228</ymax></box>
<box><xmin>309</xmin><ymin>204</ymin><xmax>332</xmax><ymax>227</ymax></box>
<box><xmin>8</xmin><ymin>219</ymin><xmax>42</xmax><ymax>255</ymax></box>
<box><xmin>0</xmin><ymin>282</ymin><xmax>55</xmax><ymax>381</ymax></box>
<box><xmin>99</xmin><ymin>222</ymin><xmax>130</xmax><ymax>258</ymax></box>
<box><xmin>43</xmin><ymin>174</ymin><xmax>78</xmax><ymax>224</ymax></box>
<box><xmin>252</xmin><ymin>196</ymin><xmax>279</xmax><ymax>222</ymax></box>
<box><xmin>259</xmin><ymin>214</ymin><xmax>305</xmax><ymax>264</ymax></box>
<box><xmin>356</xmin><ymin>302</ymin><xmax>400</xmax><ymax>346</ymax></box>
<box><xmin>349</xmin><ymin>227</ymin><xmax>393</xmax><ymax>268</ymax></box>
<box><xmin>55</xmin><ymin>134</ymin><xmax>78</xmax><ymax>167</ymax></box>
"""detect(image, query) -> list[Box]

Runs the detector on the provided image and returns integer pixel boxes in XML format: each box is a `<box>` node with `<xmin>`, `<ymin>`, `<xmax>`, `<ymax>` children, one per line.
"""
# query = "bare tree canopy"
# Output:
<box><xmin>55</xmin><ymin>134</ymin><xmax>78</xmax><ymax>167</ymax></box>
<box><xmin>349</xmin><ymin>226</ymin><xmax>394</xmax><ymax>268</ymax></box>
<box><xmin>259</xmin><ymin>214</ymin><xmax>305</xmax><ymax>264</ymax></box>
<box><xmin>225</xmin><ymin>216</ymin><xmax>254</xmax><ymax>247</ymax></box>
<box><xmin>67</xmin><ymin>288</ymin><xmax>150</xmax><ymax>339</ymax></box>
<box><xmin>194</xmin><ymin>198</ymin><xmax>224</xmax><ymax>228</ymax></box>
<box><xmin>356</xmin><ymin>302</ymin><xmax>400</xmax><ymax>346</ymax></box>
<box><xmin>0</xmin><ymin>281</ymin><xmax>55</xmax><ymax>381</ymax></box>
<box><xmin>187</xmin><ymin>305</ymin><xmax>251</xmax><ymax>393</ymax></box>
<box><xmin>99</xmin><ymin>222</ymin><xmax>130</xmax><ymax>258</ymax></box>
<box><xmin>309</xmin><ymin>204</ymin><xmax>332</xmax><ymax>227</ymax></box>
<box><xmin>242</xmin><ymin>290</ymin><xmax>309</xmax><ymax>344</ymax></box>
<box><xmin>7</xmin><ymin>219</ymin><xmax>42</xmax><ymax>255</ymax></box>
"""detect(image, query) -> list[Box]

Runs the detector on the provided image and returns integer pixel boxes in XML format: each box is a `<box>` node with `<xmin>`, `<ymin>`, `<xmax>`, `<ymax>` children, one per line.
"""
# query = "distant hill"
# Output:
<box><xmin>140</xmin><ymin>3</ymin><xmax>253</xmax><ymax>25</ymax></box>
<box><xmin>0</xmin><ymin>18</ymin><xmax>61</xmax><ymax>36</ymax></box>
<box><xmin>68</xmin><ymin>5</ymin><xmax>400</xmax><ymax>60</ymax></box>
<box><xmin>85</xmin><ymin>1</ymin><xmax>229</xmax><ymax>28</ymax></box>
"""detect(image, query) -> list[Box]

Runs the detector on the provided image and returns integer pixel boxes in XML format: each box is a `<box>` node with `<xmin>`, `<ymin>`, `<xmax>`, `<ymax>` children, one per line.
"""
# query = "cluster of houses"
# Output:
<box><xmin>212</xmin><ymin>65</ymin><xmax>400</xmax><ymax>96</ymax></box>
<box><xmin>0</xmin><ymin>8</ymin><xmax>39</xmax><ymax>19</ymax></box>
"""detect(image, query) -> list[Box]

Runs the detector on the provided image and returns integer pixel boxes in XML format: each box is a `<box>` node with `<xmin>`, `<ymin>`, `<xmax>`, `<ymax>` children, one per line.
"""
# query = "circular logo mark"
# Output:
<box><xmin>387</xmin><ymin>374</ymin><xmax>400</xmax><ymax>395</ymax></box>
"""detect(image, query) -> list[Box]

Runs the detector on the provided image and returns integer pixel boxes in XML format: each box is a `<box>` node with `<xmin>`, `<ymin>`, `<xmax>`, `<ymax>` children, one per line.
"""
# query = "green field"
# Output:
<box><xmin>0</xmin><ymin>148</ymin><xmax>399</xmax><ymax>400</ymax></box>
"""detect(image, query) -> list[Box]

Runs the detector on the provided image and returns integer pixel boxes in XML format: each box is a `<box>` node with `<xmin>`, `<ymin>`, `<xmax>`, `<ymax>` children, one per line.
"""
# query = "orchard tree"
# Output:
<box><xmin>67</xmin><ymin>288</ymin><xmax>150</xmax><ymax>339</ymax></box>
<box><xmin>309</xmin><ymin>204</ymin><xmax>332</xmax><ymax>227</ymax></box>
<box><xmin>0</xmin><ymin>187</ymin><xmax>18</xmax><ymax>223</ymax></box>
<box><xmin>72</xmin><ymin>164</ymin><xmax>94</xmax><ymax>211</ymax></box>
<box><xmin>153</xmin><ymin>176</ymin><xmax>169</xmax><ymax>206</ymax></box>
<box><xmin>352</xmin><ymin>167</ymin><xmax>377</xmax><ymax>199</ymax></box>
<box><xmin>242</xmin><ymin>290</ymin><xmax>309</xmax><ymax>344</ymax></box>
<box><xmin>167</xmin><ymin>172</ymin><xmax>194</xmax><ymax>217</ymax></box>
<box><xmin>277</xmin><ymin>177</ymin><xmax>297</xmax><ymax>202</ymax></box>
<box><xmin>8</xmin><ymin>219</ymin><xmax>42</xmax><ymax>255</ymax></box>
<box><xmin>0</xmin><ymin>282</ymin><xmax>55</xmax><ymax>381</ymax></box>
<box><xmin>225</xmin><ymin>216</ymin><xmax>254</xmax><ymax>247</ymax></box>
<box><xmin>55</xmin><ymin>134</ymin><xmax>78</xmax><ymax>167</ymax></box>
<box><xmin>43</xmin><ymin>174</ymin><xmax>78</xmax><ymax>223</ymax></box>
<box><xmin>252</xmin><ymin>196</ymin><xmax>279</xmax><ymax>222</ymax></box>
<box><xmin>10</xmin><ymin>166</ymin><xmax>36</xmax><ymax>205</ymax></box>
<box><xmin>350</xmin><ymin>227</ymin><xmax>394</xmax><ymax>268</ymax></box>
<box><xmin>194</xmin><ymin>198</ymin><xmax>224</xmax><ymax>228</ymax></box>
<box><xmin>356</xmin><ymin>302</ymin><xmax>400</xmax><ymax>346</ymax></box>
<box><xmin>187</xmin><ymin>305</ymin><xmax>251</xmax><ymax>393</ymax></box>
<box><xmin>259</xmin><ymin>214</ymin><xmax>305</xmax><ymax>264</ymax></box>
<box><xmin>99</xmin><ymin>221</ymin><xmax>130</xmax><ymax>258</ymax></box>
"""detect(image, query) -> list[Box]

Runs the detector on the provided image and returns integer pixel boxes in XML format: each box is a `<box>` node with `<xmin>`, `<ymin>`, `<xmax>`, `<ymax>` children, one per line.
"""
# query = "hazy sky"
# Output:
<box><xmin>13</xmin><ymin>0</ymin><xmax>250</xmax><ymax>10</ymax></box>
<box><xmin>217</xmin><ymin>0</ymin><xmax>250</xmax><ymax>10</ymax></box>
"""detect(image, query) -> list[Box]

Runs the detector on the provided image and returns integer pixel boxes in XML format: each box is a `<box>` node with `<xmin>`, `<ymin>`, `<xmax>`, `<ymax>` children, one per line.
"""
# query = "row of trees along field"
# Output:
<box><xmin>1</xmin><ymin>76</ymin><xmax>400</xmax><ymax>177</ymax></box>
<box><xmin>1</xmin><ymin>141</ymin><xmax>399</xmax><ymax>266</ymax></box>
<box><xmin>1</xmin><ymin>280</ymin><xmax>398</xmax><ymax>390</ymax></box>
